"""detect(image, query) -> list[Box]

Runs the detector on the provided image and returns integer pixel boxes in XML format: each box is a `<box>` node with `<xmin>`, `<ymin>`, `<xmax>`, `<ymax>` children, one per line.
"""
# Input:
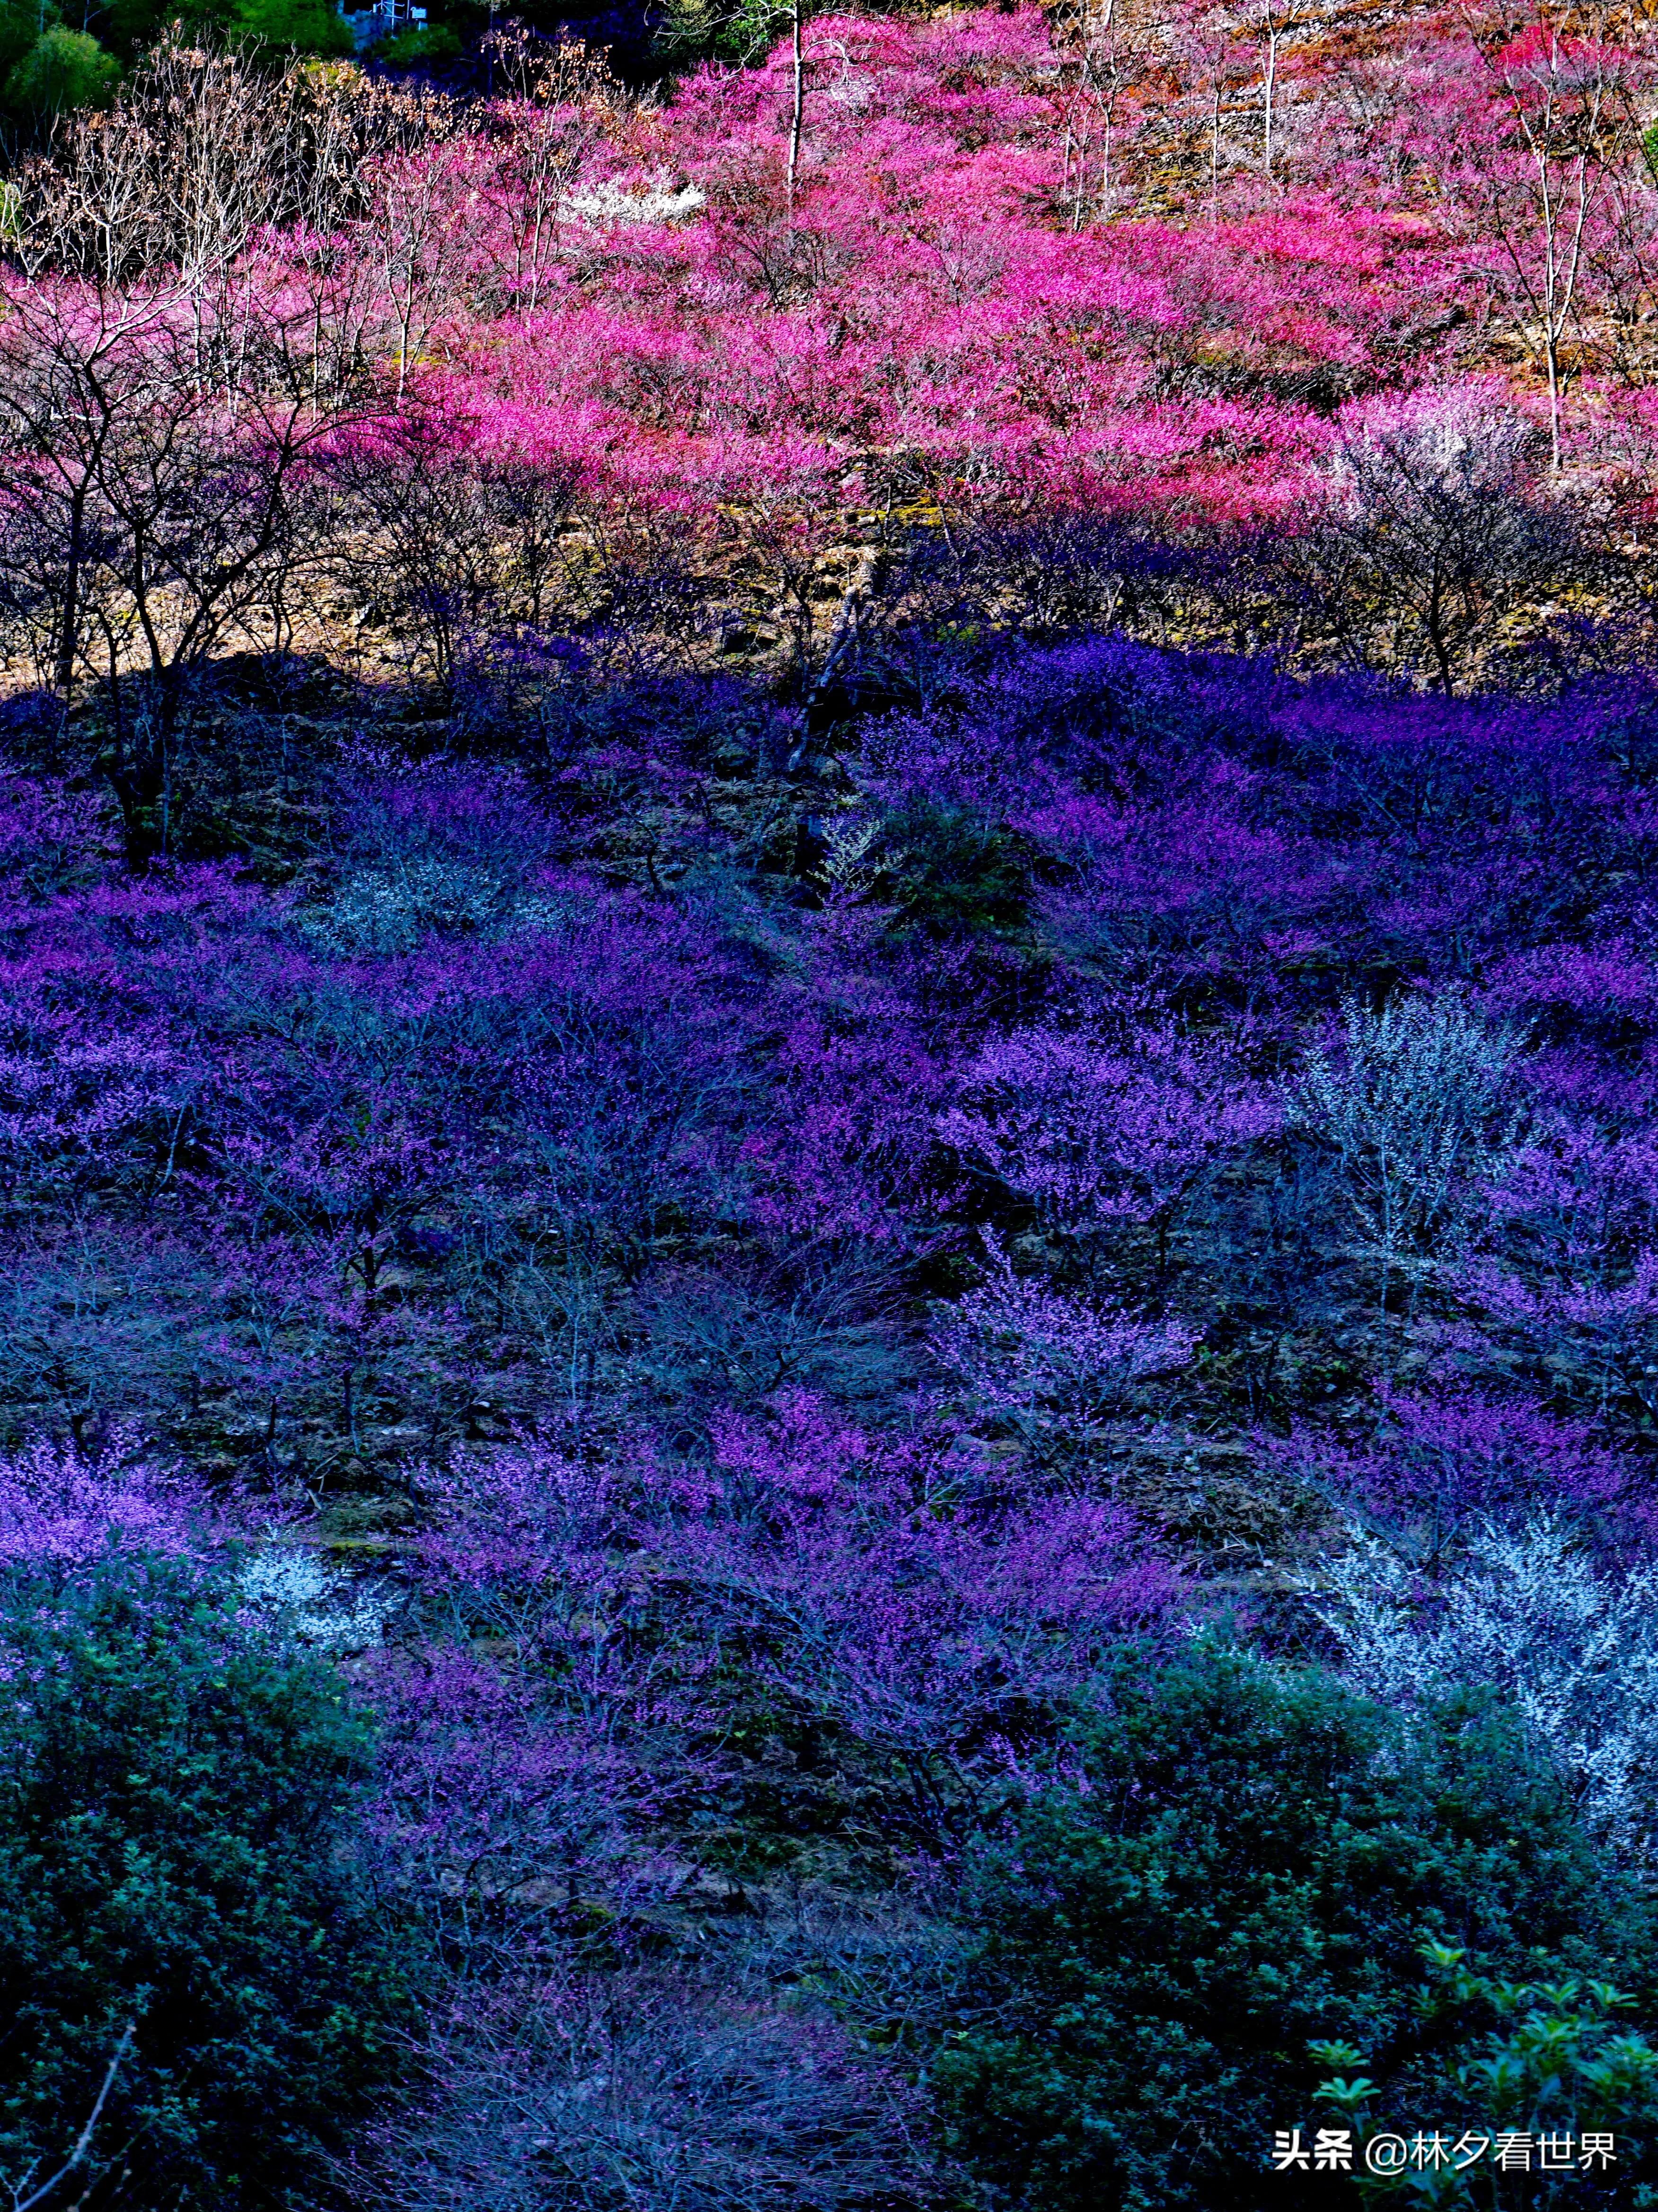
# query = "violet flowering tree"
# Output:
<box><xmin>0</xmin><ymin>1425</ymin><xmax>205</xmax><ymax>1564</ymax></box>
<box><xmin>670</xmin><ymin>1392</ymin><xmax>1180</xmax><ymax>1842</ymax></box>
<box><xmin>384</xmin><ymin>1397</ymin><xmax>1178</xmax><ymax>1874</ymax></box>
<box><xmin>939</xmin><ymin>1016</ymin><xmax>1278</xmax><ymax>1281</ymax></box>
<box><xmin>1272</xmin><ymin>1387</ymin><xmax>1639</xmax><ymax>1573</ymax></box>
<box><xmin>929</xmin><ymin>1237</ymin><xmax>1195</xmax><ymax>1449</ymax></box>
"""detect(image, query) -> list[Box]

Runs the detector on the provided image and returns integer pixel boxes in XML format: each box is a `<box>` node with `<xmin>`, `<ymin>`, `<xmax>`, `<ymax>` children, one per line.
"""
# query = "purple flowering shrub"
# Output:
<box><xmin>359</xmin><ymin>1398</ymin><xmax>1174</xmax><ymax>2203</ymax></box>
<box><xmin>14</xmin><ymin>14</ymin><xmax>1658</xmax><ymax>2194</ymax></box>
<box><xmin>379</xmin><ymin>1397</ymin><xmax>1178</xmax><ymax>1885</ymax></box>
<box><xmin>938</xmin><ymin>1017</ymin><xmax>1279</xmax><ymax>1269</ymax></box>
<box><xmin>929</xmin><ymin>1243</ymin><xmax>1196</xmax><ymax>1447</ymax></box>
<box><xmin>0</xmin><ymin>1427</ymin><xmax>206</xmax><ymax>1560</ymax></box>
<box><xmin>6</xmin><ymin>608</ymin><xmax>1658</xmax><ymax>2204</ymax></box>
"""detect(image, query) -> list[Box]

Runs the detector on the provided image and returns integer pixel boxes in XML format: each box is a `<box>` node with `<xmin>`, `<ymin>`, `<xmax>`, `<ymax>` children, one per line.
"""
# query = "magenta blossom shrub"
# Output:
<box><xmin>1271</xmin><ymin>1388</ymin><xmax>1647</xmax><ymax>1569</ymax></box>
<box><xmin>0</xmin><ymin>1428</ymin><xmax>205</xmax><ymax>1563</ymax></box>
<box><xmin>384</xmin><ymin>1396</ymin><xmax>1180</xmax><ymax>1871</ymax></box>
<box><xmin>929</xmin><ymin>1240</ymin><xmax>1195</xmax><ymax>1442</ymax></box>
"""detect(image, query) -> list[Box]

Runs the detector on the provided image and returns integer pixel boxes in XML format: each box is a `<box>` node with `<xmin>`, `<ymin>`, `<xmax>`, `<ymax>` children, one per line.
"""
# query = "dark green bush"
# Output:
<box><xmin>1314</xmin><ymin>1948</ymin><xmax>1658</xmax><ymax>2208</ymax></box>
<box><xmin>0</xmin><ymin>1549</ymin><xmax>420</xmax><ymax>2208</ymax></box>
<box><xmin>0</xmin><ymin>0</ymin><xmax>54</xmax><ymax>86</ymax></box>
<box><xmin>881</xmin><ymin>801</ymin><xmax>1036</xmax><ymax>942</ymax></box>
<box><xmin>934</xmin><ymin>1644</ymin><xmax>1649</xmax><ymax>2212</ymax></box>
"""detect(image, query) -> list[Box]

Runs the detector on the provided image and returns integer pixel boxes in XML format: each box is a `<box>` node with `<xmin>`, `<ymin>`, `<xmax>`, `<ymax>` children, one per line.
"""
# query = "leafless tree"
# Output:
<box><xmin>473</xmin><ymin>28</ymin><xmax>627</xmax><ymax>319</ymax></box>
<box><xmin>12</xmin><ymin>35</ymin><xmax>452</xmax><ymax>294</ymax></box>
<box><xmin>1285</xmin><ymin>394</ymin><xmax>1583</xmax><ymax>691</ymax></box>
<box><xmin>1454</xmin><ymin>3</ymin><xmax>1654</xmax><ymax>472</ymax></box>
<box><xmin>364</xmin><ymin>1969</ymin><xmax>947</xmax><ymax>2212</ymax></box>
<box><xmin>327</xmin><ymin>421</ymin><xmax>582</xmax><ymax>693</ymax></box>
<box><xmin>0</xmin><ymin>277</ymin><xmax>379</xmax><ymax>853</ymax></box>
<box><xmin>1053</xmin><ymin>0</ymin><xmax>1156</xmax><ymax>229</ymax></box>
<box><xmin>0</xmin><ymin>43</ymin><xmax>464</xmax><ymax>851</ymax></box>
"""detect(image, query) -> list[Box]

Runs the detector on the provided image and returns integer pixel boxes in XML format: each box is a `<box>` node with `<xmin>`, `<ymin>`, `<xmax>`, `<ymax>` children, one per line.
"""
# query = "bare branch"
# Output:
<box><xmin>9</xmin><ymin>2022</ymin><xmax>135</xmax><ymax>2212</ymax></box>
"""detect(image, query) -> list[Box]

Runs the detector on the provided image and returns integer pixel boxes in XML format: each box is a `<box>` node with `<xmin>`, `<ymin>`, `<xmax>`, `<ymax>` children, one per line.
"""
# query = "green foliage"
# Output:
<box><xmin>881</xmin><ymin>801</ymin><xmax>1037</xmax><ymax>942</ymax></box>
<box><xmin>234</xmin><ymin>0</ymin><xmax>355</xmax><ymax>55</ymax></box>
<box><xmin>933</xmin><ymin>1644</ymin><xmax>1646</xmax><ymax>2212</ymax></box>
<box><xmin>373</xmin><ymin>19</ymin><xmax>460</xmax><ymax>63</ymax></box>
<box><xmin>1314</xmin><ymin>1949</ymin><xmax>1658</xmax><ymax>2207</ymax></box>
<box><xmin>656</xmin><ymin>0</ymin><xmax>898</xmax><ymax>69</ymax></box>
<box><xmin>657</xmin><ymin>0</ymin><xmax>790</xmax><ymax>67</ymax></box>
<box><xmin>99</xmin><ymin>0</ymin><xmax>208</xmax><ymax>59</ymax></box>
<box><xmin>0</xmin><ymin>1550</ymin><xmax>420</xmax><ymax>2207</ymax></box>
<box><xmin>0</xmin><ymin>0</ymin><xmax>53</xmax><ymax>85</ymax></box>
<box><xmin>4</xmin><ymin>26</ymin><xmax>118</xmax><ymax>114</ymax></box>
<box><xmin>98</xmin><ymin>0</ymin><xmax>352</xmax><ymax>59</ymax></box>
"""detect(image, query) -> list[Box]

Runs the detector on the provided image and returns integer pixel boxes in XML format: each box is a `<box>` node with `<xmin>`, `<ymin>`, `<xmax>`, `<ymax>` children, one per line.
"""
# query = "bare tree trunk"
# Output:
<box><xmin>787</xmin><ymin>0</ymin><xmax>804</xmax><ymax>222</ymax></box>
<box><xmin>53</xmin><ymin>483</ymin><xmax>87</xmax><ymax>694</ymax></box>
<box><xmin>1462</xmin><ymin>5</ymin><xmax>1640</xmax><ymax>475</ymax></box>
<box><xmin>1209</xmin><ymin>75</ymin><xmax>1223</xmax><ymax>213</ymax></box>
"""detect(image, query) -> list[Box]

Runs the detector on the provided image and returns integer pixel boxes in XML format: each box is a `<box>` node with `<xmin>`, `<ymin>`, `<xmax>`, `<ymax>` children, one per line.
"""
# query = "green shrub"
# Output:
<box><xmin>233</xmin><ymin>0</ymin><xmax>356</xmax><ymax>56</ymax></box>
<box><xmin>374</xmin><ymin>20</ymin><xmax>461</xmax><ymax>64</ymax></box>
<box><xmin>934</xmin><ymin>1644</ymin><xmax>1649</xmax><ymax>2212</ymax></box>
<box><xmin>1313</xmin><ymin>1948</ymin><xmax>1658</xmax><ymax>2207</ymax></box>
<box><xmin>4</xmin><ymin>26</ymin><xmax>118</xmax><ymax>115</ymax></box>
<box><xmin>880</xmin><ymin>800</ymin><xmax>1036</xmax><ymax>941</ymax></box>
<box><xmin>0</xmin><ymin>1549</ymin><xmax>420</xmax><ymax>2208</ymax></box>
<box><xmin>0</xmin><ymin>0</ymin><xmax>53</xmax><ymax>84</ymax></box>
